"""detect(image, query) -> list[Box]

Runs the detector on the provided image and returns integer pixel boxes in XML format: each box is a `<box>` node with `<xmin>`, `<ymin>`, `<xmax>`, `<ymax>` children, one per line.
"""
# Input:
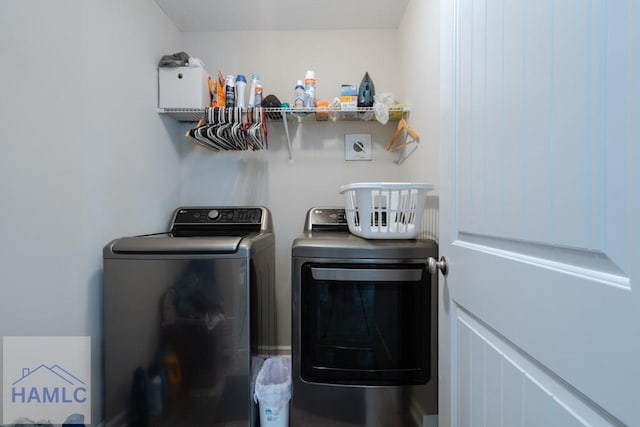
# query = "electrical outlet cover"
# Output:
<box><xmin>345</xmin><ymin>134</ymin><xmax>372</xmax><ymax>161</ymax></box>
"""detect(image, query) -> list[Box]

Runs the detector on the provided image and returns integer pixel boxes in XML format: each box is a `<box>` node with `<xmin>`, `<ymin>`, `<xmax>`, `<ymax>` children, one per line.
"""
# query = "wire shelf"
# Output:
<box><xmin>158</xmin><ymin>106</ymin><xmax>410</xmax><ymax>122</ymax></box>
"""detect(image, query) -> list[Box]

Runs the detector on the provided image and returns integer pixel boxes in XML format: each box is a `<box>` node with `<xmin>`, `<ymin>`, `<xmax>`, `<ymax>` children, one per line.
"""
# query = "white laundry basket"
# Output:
<box><xmin>339</xmin><ymin>182</ymin><xmax>434</xmax><ymax>239</ymax></box>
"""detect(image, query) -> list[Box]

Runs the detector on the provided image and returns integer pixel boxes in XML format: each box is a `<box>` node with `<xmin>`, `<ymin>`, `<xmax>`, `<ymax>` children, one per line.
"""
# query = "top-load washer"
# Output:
<box><xmin>103</xmin><ymin>206</ymin><xmax>275</xmax><ymax>427</ymax></box>
<box><xmin>291</xmin><ymin>207</ymin><xmax>438</xmax><ymax>426</ymax></box>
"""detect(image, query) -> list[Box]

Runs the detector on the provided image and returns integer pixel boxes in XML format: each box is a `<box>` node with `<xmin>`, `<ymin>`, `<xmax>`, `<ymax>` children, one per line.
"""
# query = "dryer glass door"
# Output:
<box><xmin>300</xmin><ymin>263</ymin><xmax>430</xmax><ymax>386</ymax></box>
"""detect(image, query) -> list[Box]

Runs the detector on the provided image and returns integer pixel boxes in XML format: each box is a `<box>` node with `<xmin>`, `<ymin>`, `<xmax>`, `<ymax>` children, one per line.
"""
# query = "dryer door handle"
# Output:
<box><xmin>310</xmin><ymin>267</ymin><xmax>423</xmax><ymax>282</ymax></box>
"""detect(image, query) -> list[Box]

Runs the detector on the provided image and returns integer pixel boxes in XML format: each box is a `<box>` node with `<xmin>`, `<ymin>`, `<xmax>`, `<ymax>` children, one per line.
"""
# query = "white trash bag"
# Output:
<box><xmin>254</xmin><ymin>356</ymin><xmax>292</xmax><ymax>427</ymax></box>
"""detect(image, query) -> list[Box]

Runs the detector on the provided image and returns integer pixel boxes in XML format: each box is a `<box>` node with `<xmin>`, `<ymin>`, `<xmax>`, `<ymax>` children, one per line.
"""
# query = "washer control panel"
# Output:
<box><xmin>172</xmin><ymin>207</ymin><xmax>263</xmax><ymax>225</ymax></box>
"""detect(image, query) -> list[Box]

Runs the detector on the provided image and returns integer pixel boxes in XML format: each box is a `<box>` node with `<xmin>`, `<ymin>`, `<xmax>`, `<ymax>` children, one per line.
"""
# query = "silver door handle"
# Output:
<box><xmin>427</xmin><ymin>256</ymin><xmax>448</xmax><ymax>276</ymax></box>
<box><xmin>311</xmin><ymin>267</ymin><xmax>423</xmax><ymax>282</ymax></box>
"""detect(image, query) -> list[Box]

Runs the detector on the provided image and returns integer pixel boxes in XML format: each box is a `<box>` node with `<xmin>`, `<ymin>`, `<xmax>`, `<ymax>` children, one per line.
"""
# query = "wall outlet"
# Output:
<box><xmin>345</xmin><ymin>134</ymin><xmax>372</xmax><ymax>161</ymax></box>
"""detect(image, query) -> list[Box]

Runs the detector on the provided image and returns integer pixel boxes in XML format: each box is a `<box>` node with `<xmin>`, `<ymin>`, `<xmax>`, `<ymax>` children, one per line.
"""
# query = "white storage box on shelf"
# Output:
<box><xmin>339</xmin><ymin>182</ymin><xmax>434</xmax><ymax>239</ymax></box>
<box><xmin>158</xmin><ymin>66</ymin><xmax>211</xmax><ymax>108</ymax></box>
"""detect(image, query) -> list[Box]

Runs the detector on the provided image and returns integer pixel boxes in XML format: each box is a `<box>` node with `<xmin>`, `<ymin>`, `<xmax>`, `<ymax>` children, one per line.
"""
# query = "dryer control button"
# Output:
<box><xmin>207</xmin><ymin>209</ymin><xmax>220</xmax><ymax>220</ymax></box>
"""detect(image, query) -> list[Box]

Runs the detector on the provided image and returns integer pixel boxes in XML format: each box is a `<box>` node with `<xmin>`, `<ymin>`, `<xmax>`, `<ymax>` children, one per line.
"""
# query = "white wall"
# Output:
<box><xmin>181</xmin><ymin>29</ymin><xmax>411</xmax><ymax>349</ymax></box>
<box><xmin>400</xmin><ymin>0</ymin><xmax>441</xmax><ymax>241</ymax></box>
<box><xmin>0</xmin><ymin>0</ymin><xmax>181</xmax><ymax>424</ymax></box>
<box><xmin>399</xmin><ymin>0</ymin><xmax>440</xmax><ymax>185</ymax></box>
<box><xmin>399</xmin><ymin>0</ymin><xmax>441</xmax><ymax>420</ymax></box>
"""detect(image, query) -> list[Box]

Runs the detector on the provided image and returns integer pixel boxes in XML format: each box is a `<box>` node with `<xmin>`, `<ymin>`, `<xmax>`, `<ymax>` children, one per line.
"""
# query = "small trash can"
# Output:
<box><xmin>251</xmin><ymin>356</ymin><xmax>265</xmax><ymax>424</ymax></box>
<box><xmin>254</xmin><ymin>356</ymin><xmax>292</xmax><ymax>427</ymax></box>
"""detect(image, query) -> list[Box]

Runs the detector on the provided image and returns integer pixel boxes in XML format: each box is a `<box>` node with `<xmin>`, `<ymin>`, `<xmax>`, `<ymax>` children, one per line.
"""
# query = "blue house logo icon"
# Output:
<box><xmin>11</xmin><ymin>364</ymin><xmax>87</xmax><ymax>404</ymax></box>
<box><xmin>3</xmin><ymin>336</ymin><xmax>91</xmax><ymax>425</ymax></box>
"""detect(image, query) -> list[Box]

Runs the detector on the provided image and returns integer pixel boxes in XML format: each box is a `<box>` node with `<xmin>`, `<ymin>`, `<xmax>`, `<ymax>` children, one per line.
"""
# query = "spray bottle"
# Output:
<box><xmin>235</xmin><ymin>74</ymin><xmax>247</xmax><ymax>109</ymax></box>
<box><xmin>247</xmin><ymin>73</ymin><xmax>260</xmax><ymax>108</ymax></box>
<box><xmin>304</xmin><ymin>70</ymin><xmax>316</xmax><ymax>108</ymax></box>
<box><xmin>294</xmin><ymin>80</ymin><xmax>305</xmax><ymax>109</ymax></box>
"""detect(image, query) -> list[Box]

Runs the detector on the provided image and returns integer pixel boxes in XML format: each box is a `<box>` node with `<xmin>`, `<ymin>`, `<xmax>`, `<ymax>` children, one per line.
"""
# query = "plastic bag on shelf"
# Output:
<box><xmin>373</xmin><ymin>93</ymin><xmax>397</xmax><ymax>125</ymax></box>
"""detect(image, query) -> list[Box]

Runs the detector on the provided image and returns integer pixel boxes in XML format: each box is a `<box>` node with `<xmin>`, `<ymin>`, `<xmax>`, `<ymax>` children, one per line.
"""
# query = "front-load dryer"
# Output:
<box><xmin>291</xmin><ymin>207</ymin><xmax>438</xmax><ymax>426</ymax></box>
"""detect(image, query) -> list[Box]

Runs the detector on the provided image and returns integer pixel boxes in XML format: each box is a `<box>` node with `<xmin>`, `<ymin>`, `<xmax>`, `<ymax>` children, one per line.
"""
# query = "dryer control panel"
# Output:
<box><xmin>305</xmin><ymin>207</ymin><xmax>349</xmax><ymax>232</ymax></box>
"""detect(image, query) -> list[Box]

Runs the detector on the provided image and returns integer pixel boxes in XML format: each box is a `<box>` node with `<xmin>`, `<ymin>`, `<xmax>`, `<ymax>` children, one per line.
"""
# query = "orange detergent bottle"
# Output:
<box><xmin>164</xmin><ymin>352</ymin><xmax>182</xmax><ymax>396</ymax></box>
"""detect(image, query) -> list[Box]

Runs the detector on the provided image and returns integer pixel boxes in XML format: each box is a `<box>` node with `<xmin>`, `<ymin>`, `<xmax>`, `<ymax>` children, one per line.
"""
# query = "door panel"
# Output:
<box><xmin>455</xmin><ymin>310</ymin><xmax>617</xmax><ymax>427</ymax></box>
<box><xmin>440</xmin><ymin>0</ymin><xmax>638</xmax><ymax>426</ymax></box>
<box><xmin>458</xmin><ymin>0</ymin><xmax>616</xmax><ymax>253</ymax></box>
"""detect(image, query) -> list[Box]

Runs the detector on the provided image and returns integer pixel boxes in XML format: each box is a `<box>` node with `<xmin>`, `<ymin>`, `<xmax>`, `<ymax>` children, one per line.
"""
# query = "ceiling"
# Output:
<box><xmin>155</xmin><ymin>0</ymin><xmax>410</xmax><ymax>32</ymax></box>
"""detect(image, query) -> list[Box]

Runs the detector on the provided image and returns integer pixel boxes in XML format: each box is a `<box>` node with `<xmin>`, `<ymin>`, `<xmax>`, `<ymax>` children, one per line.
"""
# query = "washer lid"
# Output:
<box><xmin>110</xmin><ymin>236</ymin><xmax>243</xmax><ymax>254</ymax></box>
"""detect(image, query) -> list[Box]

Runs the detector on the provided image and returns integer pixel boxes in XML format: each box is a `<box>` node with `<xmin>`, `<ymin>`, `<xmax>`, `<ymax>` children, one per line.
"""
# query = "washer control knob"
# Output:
<box><xmin>207</xmin><ymin>209</ymin><xmax>220</xmax><ymax>220</ymax></box>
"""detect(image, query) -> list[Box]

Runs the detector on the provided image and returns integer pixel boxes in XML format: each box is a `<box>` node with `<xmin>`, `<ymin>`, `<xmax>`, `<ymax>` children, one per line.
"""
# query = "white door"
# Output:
<box><xmin>438</xmin><ymin>1</ymin><xmax>639</xmax><ymax>426</ymax></box>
